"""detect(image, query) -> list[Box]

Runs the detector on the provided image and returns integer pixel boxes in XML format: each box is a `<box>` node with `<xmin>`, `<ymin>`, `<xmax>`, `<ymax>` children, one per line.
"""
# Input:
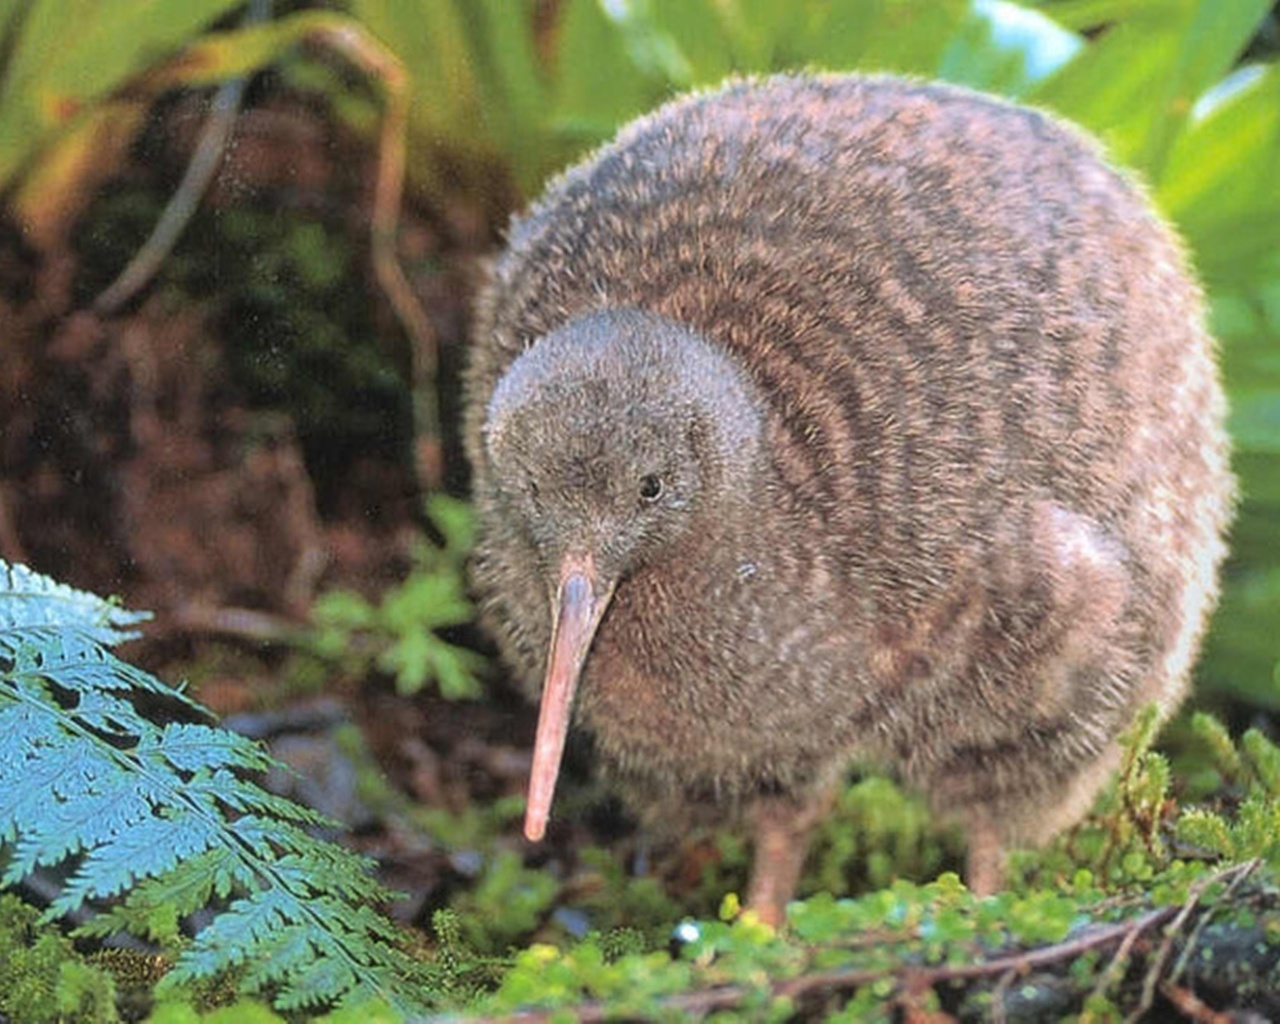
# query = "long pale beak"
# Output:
<box><xmin>524</xmin><ymin>553</ymin><xmax>613</xmax><ymax>842</ymax></box>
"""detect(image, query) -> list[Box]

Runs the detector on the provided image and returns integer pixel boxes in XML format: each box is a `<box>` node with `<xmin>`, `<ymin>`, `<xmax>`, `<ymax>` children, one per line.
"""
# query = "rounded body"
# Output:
<box><xmin>465</xmin><ymin>74</ymin><xmax>1232</xmax><ymax>844</ymax></box>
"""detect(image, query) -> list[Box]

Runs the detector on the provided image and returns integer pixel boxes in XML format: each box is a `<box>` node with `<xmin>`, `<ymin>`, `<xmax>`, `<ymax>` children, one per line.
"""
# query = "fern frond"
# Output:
<box><xmin>0</xmin><ymin>562</ymin><xmax>149</xmax><ymax>643</ymax></box>
<box><xmin>0</xmin><ymin>626</ymin><xmax>202</xmax><ymax>707</ymax></box>
<box><xmin>0</xmin><ymin>560</ymin><xmax>439</xmax><ymax>1014</ymax></box>
<box><xmin>172</xmin><ymin>889</ymin><xmax>431</xmax><ymax>1010</ymax></box>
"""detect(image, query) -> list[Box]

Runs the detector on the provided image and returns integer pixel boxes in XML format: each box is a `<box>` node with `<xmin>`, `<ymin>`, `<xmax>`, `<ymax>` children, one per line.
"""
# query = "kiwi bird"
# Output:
<box><xmin>463</xmin><ymin>73</ymin><xmax>1233</xmax><ymax>925</ymax></box>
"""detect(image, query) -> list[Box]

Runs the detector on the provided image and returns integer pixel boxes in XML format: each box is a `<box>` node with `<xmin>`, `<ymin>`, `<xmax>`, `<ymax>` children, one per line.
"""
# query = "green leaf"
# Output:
<box><xmin>938</xmin><ymin>0</ymin><xmax>1083</xmax><ymax>96</ymax></box>
<box><xmin>1159</xmin><ymin>63</ymin><xmax>1280</xmax><ymax>287</ymax></box>
<box><xmin>1243</xmin><ymin>728</ymin><xmax>1280</xmax><ymax>795</ymax></box>
<box><xmin>798</xmin><ymin>0</ymin><xmax>972</xmax><ymax>77</ymax></box>
<box><xmin>350</xmin><ymin>0</ymin><xmax>539</xmax><ymax>194</ymax></box>
<box><xmin>1031</xmin><ymin>0</ymin><xmax>1160</xmax><ymax>32</ymax></box>
<box><xmin>1201</xmin><ymin>562</ymin><xmax>1280</xmax><ymax>708</ymax></box>
<box><xmin>1189</xmin><ymin>712</ymin><xmax>1243</xmax><ymax>783</ymax></box>
<box><xmin>551</xmin><ymin>0</ymin><xmax>667</xmax><ymax>145</ymax></box>
<box><xmin>1231</xmin><ymin>392</ymin><xmax>1280</xmax><ymax>456</ymax></box>
<box><xmin>428</xmin><ymin>642</ymin><xmax>485</xmax><ymax>700</ymax></box>
<box><xmin>1175</xmin><ymin>809</ymin><xmax>1234</xmax><ymax>856</ymax></box>
<box><xmin>1030</xmin><ymin>0</ymin><xmax>1270</xmax><ymax>177</ymax></box>
<box><xmin>312</xmin><ymin>590</ymin><xmax>378</xmax><ymax>631</ymax></box>
<box><xmin>427</xmin><ymin>493</ymin><xmax>477</xmax><ymax>559</ymax></box>
<box><xmin>0</xmin><ymin>0</ymin><xmax>245</xmax><ymax>188</ymax></box>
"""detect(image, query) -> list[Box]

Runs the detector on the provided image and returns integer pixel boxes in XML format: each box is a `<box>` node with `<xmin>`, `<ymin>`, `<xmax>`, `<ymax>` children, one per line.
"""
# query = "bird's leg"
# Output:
<box><xmin>965</xmin><ymin>807</ymin><xmax>1007</xmax><ymax>897</ymax></box>
<box><xmin>746</xmin><ymin>785</ymin><xmax>837</xmax><ymax>927</ymax></box>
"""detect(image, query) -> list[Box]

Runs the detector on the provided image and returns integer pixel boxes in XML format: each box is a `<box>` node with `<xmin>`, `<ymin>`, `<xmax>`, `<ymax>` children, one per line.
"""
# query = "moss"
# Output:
<box><xmin>0</xmin><ymin>894</ymin><xmax>119</xmax><ymax>1024</ymax></box>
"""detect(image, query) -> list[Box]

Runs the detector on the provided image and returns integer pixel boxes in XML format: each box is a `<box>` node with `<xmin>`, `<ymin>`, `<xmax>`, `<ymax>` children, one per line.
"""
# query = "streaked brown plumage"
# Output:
<box><xmin>463</xmin><ymin>73</ymin><xmax>1234</xmax><ymax>924</ymax></box>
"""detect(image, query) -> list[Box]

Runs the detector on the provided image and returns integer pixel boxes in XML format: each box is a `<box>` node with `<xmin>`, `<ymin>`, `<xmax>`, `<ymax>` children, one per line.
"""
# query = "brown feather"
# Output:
<box><xmin>463</xmin><ymin>73</ymin><xmax>1234</xmax><ymax>919</ymax></box>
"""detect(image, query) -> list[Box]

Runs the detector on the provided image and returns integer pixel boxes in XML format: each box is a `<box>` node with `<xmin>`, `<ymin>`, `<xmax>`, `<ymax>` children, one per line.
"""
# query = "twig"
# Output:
<box><xmin>1167</xmin><ymin>858</ymin><xmax>1260</xmax><ymax>985</ymax></box>
<box><xmin>989</xmin><ymin>965</ymin><xmax>1018</xmax><ymax>1024</ymax></box>
<box><xmin>1125</xmin><ymin>861</ymin><xmax>1256</xmax><ymax>1022</ymax></box>
<box><xmin>304</xmin><ymin>21</ymin><xmax>443</xmax><ymax>491</ymax></box>
<box><xmin>92</xmin><ymin>0</ymin><xmax>271</xmax><ymax>316</ymax></box>
<box><xmin>1159</xmin><ymin>980</ymin><xmax>1234</xmax><ymax>1024</ymax></box>
<box><xmin>165</xmin><ymin>602</ymin><xmax>304</xmax><ymax>644</ymax></box>
<box><xmin>1091</xmin><ymin>901</ymin><xmax>1147</xmax><ymax>1009</ymax></box>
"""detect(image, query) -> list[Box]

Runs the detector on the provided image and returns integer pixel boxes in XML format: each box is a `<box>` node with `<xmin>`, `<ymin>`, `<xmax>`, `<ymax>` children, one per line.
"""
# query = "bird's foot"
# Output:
<box><xmin>965</xmin><ymin>810</ymin><xmax>1008</xmax><ymax>897</ymax></box>
<box><xmin>745</xmin><ymin>787</ymin><xmax>837</xmax><ymax>927</ymax></box>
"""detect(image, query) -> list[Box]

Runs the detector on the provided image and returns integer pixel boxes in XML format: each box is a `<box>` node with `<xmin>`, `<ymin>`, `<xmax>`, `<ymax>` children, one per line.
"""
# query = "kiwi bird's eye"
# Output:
<box><xmin>638</xmin><ymin>474</ymin><xmax>664</xmax><ymax>503</ymax></box>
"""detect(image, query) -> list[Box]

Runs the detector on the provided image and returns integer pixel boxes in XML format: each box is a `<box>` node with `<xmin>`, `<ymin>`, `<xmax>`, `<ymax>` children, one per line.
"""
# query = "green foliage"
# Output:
<box><xmin>74</xmin><ymin>184</ymin><xmax>415</xmax><ymax>490</ymax></box>
<box><xmin>548</xmin><ymin>0</ymin><xmax>1077</xmax><ymax>141</ymax></box>
<box><xmin>478</xmin><ymin>864</ymin><xmax>1271</xmax><ymax>1019</ymax></box>
<box><xmin>808</xmin><ymin>775</ymin><xmax>964</xmax><ymax>895</ymax></box>
<box><xmin>0</xmin><ymin>0</ymin><xmax>281</xmax><ymax>249</ymax></box>
<box><xmin>380</xmin><ymin>0</ymin><xmax>1080</xmax><ymax>202</ymax></box>
<box><xmin>570</xmin><ymin>845</ymin><xmax>689</xmax><ymax>935</ymax></box>
<box><xmin>0</xmin><ymin>0</ymin><xmax>244</xmax><ymax>190</ymax></box>
<box><xmin>485</xmin><ymin>935</ymin><xmax>697</xmax><ymax>1016</ymax></box>
<box><xmin>447</xmin><ymin>849</ymin><xmax>560</xmax><ymax>953</ymax></box>
<box><xmin>304</xmin><ymin>495</ymin><xmax>484</xmax><ymax>699</ymax></box>
<box><xmin>425</xmin><ymin>908</ymin><xmax>512</xmax><ymax>1004</ymax></box>
<box><xmin>0</xmin><ymin>559</ymin><xmax>439</xmax><ymax>1016</ymax></box>
<box><xmin>469</xmin><ymin>714</ymin><xmax>1280</xmax><ymax>1019</ymax></box>
<box><xmin>1032</xmin><ymin>1</ymin><xmax>1272</xmax><ymax>182</ymax></box>
<box><xmin>1174</xmin><ymin>714</ymin><xmax>1280</xmax><ymax>867</ymax></box>
<box><xmin>0</xmin><ymin>893</ymin><xmax>118</xmax><ymax>1024</ymax></box>
<box><xmin>193</xmin><ymin>207</ymin><xmax>404</xmax><ymax>452</ymax></box>
<box><xmin>1205</xmin><ymin>277</ymin><xmax>1280</xmax><ymax>707</ymax></box>
<box><xmin>347</xmin><ymin>0</ymin><xmax>568</xmax><ymax>199</ymax></box>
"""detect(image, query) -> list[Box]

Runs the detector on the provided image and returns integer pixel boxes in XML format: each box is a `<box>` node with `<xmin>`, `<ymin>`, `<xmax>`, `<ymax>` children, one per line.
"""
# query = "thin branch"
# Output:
<box><xmin>1090</xmin><ymin>907</ymin><xmax>1147</xmax><ymax>1009</ymax></box>
<box><xmin>1168</xmin><ymin>858</ymin><xmax>1260</xmax><ymax>984</ymax></box>
<box><xmin>1128</xmin><ymin>862</ymin><xmax>1236</xmax><ymax>1022</ymax></box>
<box><xmin>1158</xmin><ymin>981</ymin><xmax>1235</xmax><ymax>1024</ymax></box>
<box><xmin>92</xmin><ymin>0</ymin><xmax>271</xmax><ymax>316</ymax></box>
<box><xmin>306</xmin><ymin>21</ymin><xmax>443</xmax><ymax>491</ymax></box>
<box><xmin>165</xmin><ymin>603</ymin><xmax>303</xmax><ymax>644</ymax></box>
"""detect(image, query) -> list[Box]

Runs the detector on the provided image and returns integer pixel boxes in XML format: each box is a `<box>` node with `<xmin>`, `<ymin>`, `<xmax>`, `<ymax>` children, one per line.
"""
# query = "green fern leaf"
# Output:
<box><xmin>51</xmin><ymin>814</ymin><xmax>226</xmax><ymax>918</ymax></box>
<box><xmin>152</xmin><ymin>722</ymin><xmax>278</xmax><ymax>773</ymax></box>
<box><xmin>0</xmin><ymin>562</ymin><xmax>149</xmax><ymax>643</ymax></box>
<box><xmin>1</xmin><ymin>626</ymin><xmax>200</xmax><ymax>707</ymax></box>
<box><xmin>0</xmin><ymin>559</ymin><xmax>439</xmax><ymax>1014</ymax></box>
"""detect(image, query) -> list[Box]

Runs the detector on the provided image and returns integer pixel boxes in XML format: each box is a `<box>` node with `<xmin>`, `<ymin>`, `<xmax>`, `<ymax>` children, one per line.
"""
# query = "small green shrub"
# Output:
<box><xmin>302</xmin><ymin>495</ymin><xmax>483</xmax><ymax>699</ymax></box>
